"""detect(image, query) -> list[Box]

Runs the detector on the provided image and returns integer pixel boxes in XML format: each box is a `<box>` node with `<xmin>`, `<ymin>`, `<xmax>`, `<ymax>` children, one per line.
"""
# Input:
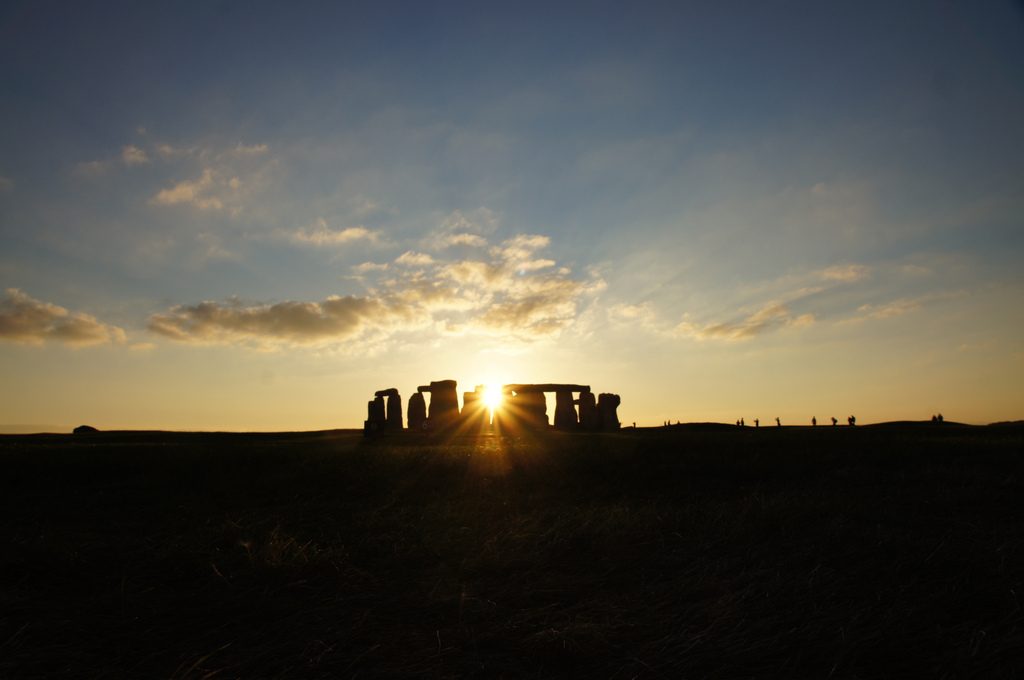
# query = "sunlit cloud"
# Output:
<box><xmin>818</xmin><ymin>264</ymin><xmax>870</xmax><ymax>282</ymax></box>
<box><xmin>121</xmin><ymin>145</ymin><xmax>149</xmax><ymax>165</ymax></box>
<box><xmin>288</xmin><ymin>219</ymin><xmax>380</xmax><ymax>246</ymax></box>
<box><xmin>436</xmin><ymin>232</ymin><xmax>488</xmax><ymax>248</ymax></box>
<box><xmin>840</xmin><ymin>298</ymin><xmax>923</xmax><ymax>324</ymax></box>
<box><xmin>394</xmin><ymin>251</ymin><xmax>435</xmax><ymax>267</ymax></box>
<box><xmin>674</xmin><ymin>303</ymin><xmax>815</xmax><ymax>341</ymax></box>
<box><xmin>151</xmin><ymin>168</ymin><xmax>224</xmax><ymax>210</ymax></box>
<box><xmin>64</xmin><ymin>137</ymin><xmax>277</xmax><ymax>215</ymax></box>
<box><xmin>0</xmin><ymin>288</ymin><xmax>126</xmax><ymax>346</ymax></box>
<box><xmin>149</xmin><ymin>231</ymin><xmax>603</xmax><ymax>349</ymax></box>
<box><xmin>147</xmin><ymin>295</ymin><xmax>427</xmax><ymax>350</ymax></box>
<box><xmin>423</xmin><ymin>208</ymin><xmax>498</xmax><ymax>251</ymax></box>
<box><xmin>352</xmin><ymin>261</ymin><xmax>389</xmax><ymax>274</ymax></box>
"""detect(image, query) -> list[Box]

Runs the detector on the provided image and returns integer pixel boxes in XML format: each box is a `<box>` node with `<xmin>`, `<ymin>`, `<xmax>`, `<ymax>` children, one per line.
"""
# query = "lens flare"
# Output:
<box><xmin>483</xmin><ymin>384</ymin><xmax>503</xmax><ymax>411</ymax></box>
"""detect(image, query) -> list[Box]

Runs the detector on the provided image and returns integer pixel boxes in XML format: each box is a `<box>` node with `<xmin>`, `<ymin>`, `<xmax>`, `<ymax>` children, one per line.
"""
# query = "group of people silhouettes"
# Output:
<box><xmin>931</xmin><ymin>413</ymin><xmax>945</xmax><ymax>423</ymax></box>
<box><xmin>733</xmin><ymin>415</ymin><xmax>857</xmax><ymax>427</ymax></box>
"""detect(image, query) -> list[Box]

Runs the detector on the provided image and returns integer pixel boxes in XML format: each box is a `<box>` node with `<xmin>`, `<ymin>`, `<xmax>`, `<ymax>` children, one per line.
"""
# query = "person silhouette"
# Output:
<box><xmin>937</xmin><ymin>413</ymin><xmax>943</xmax><ymax>423</ymax></box>
<box><xmin>740</xmin><ymin>417</ymin><xmax>745</xmax><ymax>427</ymax></box>
<box><xmin>775</xmin><ymin>417</ymin><xmax>781</xmax><ymax>427</ymax></box>
<box><xmin>754</xmin><ymin>418</ymin><xmax>759</xmax><ymax>428</ymax></box>
<box><xmin>831</xmin><ymin>417</ymin><xmax>837</xmax><ymax>426</ymax></box>
<box><xmin>812</xmin><ymin>416</ymin><xmax>817</xmax><ymax>427</ymax></box>
<box><xmin>848</xmin><ymin>415</ymin><xmax>856</xmax><ymax>426</ymax></box>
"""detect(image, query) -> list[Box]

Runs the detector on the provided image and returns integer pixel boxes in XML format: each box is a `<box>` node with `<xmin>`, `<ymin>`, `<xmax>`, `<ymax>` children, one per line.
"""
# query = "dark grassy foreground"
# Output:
<box><xmin>1</xmin><ymin>424</ymin><xmax>1023</xmax><ymax>678</ymax></box>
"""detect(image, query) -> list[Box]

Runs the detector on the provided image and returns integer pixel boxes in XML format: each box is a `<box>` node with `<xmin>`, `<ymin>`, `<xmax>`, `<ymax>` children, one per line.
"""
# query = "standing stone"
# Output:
<box><xmin>364</xmin><ymin>395</ymin><xmax>387</xmax><ymax>435</ymax></box>
<box><xmin>407</xmin><ymin>392</ymin><xmax>427</xmax><ymax>430</ymax></box>
<box><xmin>386</xmin><ymin>393</ymin><xmax>403</xmax><ymax>430</ymax></box>
<box><xmin>597</xmin><ymin>393</ymin><xmax>621</xmax><ymax>431</ymax></box>
<box><xmin>577</xmin><ymin>389</ymin><xmax>598</xmax><ymax>431</ymax></box>
<box><xmin>375</xmin><ymin>388</ymin><xmax>404</xmax><ymax>431</ymax></box>
<box><xmin>428</xmin><ymin>380</ymin><xmax>460</xmax><ymax>427</ymax></box>
<box><xmin>518</xmin><ymin>391</ymin><xmax>548</xmax><ymax>429</ymax></box>
<box><xmin>554</xmin><ymin>390</ymin><xmax>578</xmax><ymax>430</ymax></box>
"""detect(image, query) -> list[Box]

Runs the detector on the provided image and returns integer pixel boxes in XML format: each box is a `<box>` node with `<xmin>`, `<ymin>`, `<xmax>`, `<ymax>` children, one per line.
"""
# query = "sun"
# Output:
<box><xmin>482</xmin><ymin>383</ymin><xmax>504</xmax><ymax>411</ymax></box>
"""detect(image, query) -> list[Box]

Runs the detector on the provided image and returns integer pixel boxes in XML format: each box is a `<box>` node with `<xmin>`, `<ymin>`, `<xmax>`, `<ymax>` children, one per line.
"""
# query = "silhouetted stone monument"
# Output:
<box><xmin>498</xmin><ymin>384</ymin><xmax>592</xmax><ymax>431</ymax></box>
<box><xmin>375</xmin><ymin>388</ymin><xmax>403</xmax><ymax>431</ymax></box>
<box><xmin>597</xmin><ymin>393</ymin><xmax>621</xmax><ymax>431</ymax></box>
<box><xmin>407</xmin><ymin>392</ymin><xmax>427</xmax><ymax>430</ymax></box>
<box><xmin>577</xmin><ymin>389</ymin><xmax>598</xmax><ymax>431</ymax></box>
<box><xmin>419</xmin><ymin>380</ymin><xmax>460</xmax><ymax>430</ymax></box>
<box><xmin>360</xmin><ymin>378</ymin><xmax>621</xmax><ymax>435</ymax></box>
<box><xmin>364</xmin><ymin>394</ymin><xmax>387</xmax><ymax>434</ymax></box>
<box><xmin>554</xmin><ymin>389</ymin><xmax>578</xmax><ymax>430</ymax></box>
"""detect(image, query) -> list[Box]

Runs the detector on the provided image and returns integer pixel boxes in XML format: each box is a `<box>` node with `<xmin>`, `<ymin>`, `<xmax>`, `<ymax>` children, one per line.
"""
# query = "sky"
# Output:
<box><xmin>1</xmin><ymin>1</ymin><xmax>1023</xmax><ymax>431</ymax></box>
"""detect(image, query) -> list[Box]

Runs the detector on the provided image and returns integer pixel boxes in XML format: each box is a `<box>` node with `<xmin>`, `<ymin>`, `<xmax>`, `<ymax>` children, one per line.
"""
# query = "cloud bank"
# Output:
<box><xmin>0</xmin><ymin>289</ymin><xmax>126</xmax><ymax>346</ymax></box>
<box><xmin>148</xmin><ymin>232</ymin><xmax>603</xmax><ymax>349</ymax></box>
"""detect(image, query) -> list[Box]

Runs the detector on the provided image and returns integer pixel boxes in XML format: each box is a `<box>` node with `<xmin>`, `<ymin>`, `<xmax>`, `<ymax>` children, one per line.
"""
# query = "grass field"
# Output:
<box><xmin>2</xmin><ymin>424</ymin><xmax>1022</xmax><ymax>678</ymax></box>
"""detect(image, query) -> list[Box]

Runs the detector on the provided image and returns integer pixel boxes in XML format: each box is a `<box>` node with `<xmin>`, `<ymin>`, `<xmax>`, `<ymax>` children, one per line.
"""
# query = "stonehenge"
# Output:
<box><xmin>362</xmin><ymin>379</ymin><xmax>620</xmax><ymax>435</ymax></box>
<box><xmin>363</xmin><ymin>388</ymin><xmax>403</xmax><ymax>433</ymax></box>
<box><xmin>420</xmin><ymin>380</ymin><xmax>460</xmax><ymax>429</ymax></box>
<box><xmin>407</xmin><ymin>392</ymin><xmax>427</xmax><ymax>430</ymax></box>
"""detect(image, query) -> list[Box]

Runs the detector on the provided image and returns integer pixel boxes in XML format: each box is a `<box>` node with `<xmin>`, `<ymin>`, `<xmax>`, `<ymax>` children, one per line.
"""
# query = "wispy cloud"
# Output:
<box><xmin>394</xmin><ymin>251</ymin><xmax>435</xmax><ymax>267</ymax></box>
<box><xmin>352</xmin><ymin>261</ymin><xmax>389</xmax><ymax>274</ymax></box>
<box><xmin>151</xmin><ymin>168</ymin><xmax>224</xmax><ymax>210</ymax></box>
<box><xmin>287</xmin><ymin>219</ymin><xmax>380</xmax><ymax>246</ymax></box>
<box><xmin>74</xmin><ymin>137</ymin><xmax>275</xmax><ymax>215</ymax></box>
<box><xmin>0</xmin><ymin>289</ymin><xmax>126</xmax><ymax>346</ymax></box>
<box><xmin>121</xmin><ymin>145</ymin><xmax>149</xmax><ymax>166</ymax></box>
<box><xmin>675</xmin><ymin>303</ymin><xmax>815</xmax><ymax>341</ymax></box>
<box><xmin>423</xmin><ymin>208</ymin><xmax>498</xmax><ymax>251</ymax></box>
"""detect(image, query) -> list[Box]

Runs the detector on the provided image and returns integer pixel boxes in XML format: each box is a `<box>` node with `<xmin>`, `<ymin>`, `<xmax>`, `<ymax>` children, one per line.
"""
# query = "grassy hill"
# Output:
<box><xmin>2</xmin><ymin>424</ymin><xmax>1022</xmax><ymax>677</ymax></box>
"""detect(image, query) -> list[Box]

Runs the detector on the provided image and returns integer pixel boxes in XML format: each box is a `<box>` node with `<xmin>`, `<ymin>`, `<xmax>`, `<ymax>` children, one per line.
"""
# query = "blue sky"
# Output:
<box><xmin>1</xmin><ymin>1</ymin><xmax>1022</xmax><ymax>429</ymax></box>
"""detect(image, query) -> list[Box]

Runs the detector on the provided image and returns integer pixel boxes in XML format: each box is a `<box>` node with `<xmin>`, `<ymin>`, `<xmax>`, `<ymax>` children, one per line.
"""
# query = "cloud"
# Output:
<box><xmin>151</xmin><ymin>168</ymin><xmax>223</xmax><ymax>209</ymax></box>
<box><xmin>231</xmin><ymin>143</ymin><xmax>269</xmax><ymax>156</ymax></box>
<box><xmin>817</xmin><ymin>264</ymin><xmax>870</xmax><ymax>282</ymax></box>
<box><xmin>353</xmin><ymin>262</ymin><xmax>389</xmax><ymax>274</ymax></box>
<box><xmin>0</xmin><ymin>288</ymin><xmax>126</xmax><ymax>346</ymax></box>
<box><xmin>423</xmin><ymin>208</ymin><xmax>498</xmax><ymax>251</ymax></box>
<box><xmin>288</xmin><ymin>219</ymin><xmax>380</xmax><ymax>246</ymax></box>
<box><xmin>394</xmin><ymin>251</ymin><xmax>435</xmax><ymax>267</ymax></box>
<box><xmin>121</xmin><ymin>145</ymin><xmax>149</xmax><ymax>166</ymax></box>
<box><xmin>846</xmin><ymin>298</ymin><xmax>922</xmax><ymax>323</ymax></box>
<box><xmin>147</xmin><ymin>295</ymin><xmax>425</xmax><ymax>349</ymax></box>
<box><xmin>436</xmin><ymin>232</ymin><xmax>488</xmax><ymax>248</ymax></box>
<box><xmin>675</xmin><ymin>303</ymin><xmax>815</xmax><ymax>341</ymax></box>
<box><xmin>149</xmin><ymin>231</ymin><xmax>603</xmax><ymax>349</ymax></box>
<box><xmin>65</xmin><ymin>137</ymin><xmax>276</xmax><ymax>214</ymax></box>
<box><xmin>195</xmin><ymin>232</ymin><xmax>239</xmax><ymax>262</ymax></box>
